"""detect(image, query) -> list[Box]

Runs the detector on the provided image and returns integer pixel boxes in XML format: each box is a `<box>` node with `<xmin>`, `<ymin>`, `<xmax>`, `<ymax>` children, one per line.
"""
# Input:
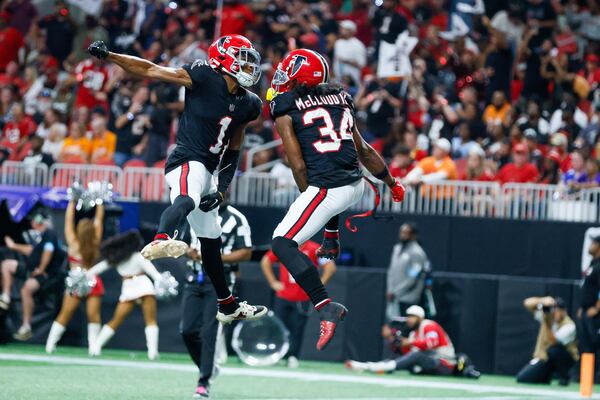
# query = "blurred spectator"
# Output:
<box><xmin>220</xmin><ymin>0</ymin><xmax>256</xmax><ymax>36</ymax></box>
<box><xmin>581</xmin><ymin>159</ymin><xmax>600</xmax><ymax>188</ymax></box>
<box><xmin>386</xmin><ymin>223</ymin><xmax>430</xmax><ymax>319</ymax></box>
<box><xmin>90</xmin><ymin>116</ymin><xmax>116</xmax><ymax>164</ymax></box>
<box><xmin>496</xmin><ymin>143</ymin><xmax>539</xmax><ymax>184</ymax></box>
<box><xmin>356</xmin><ymin>76</ymin><xmax>402</xmax><ymax>143</ymax></box>
<box><xmin>1</xmin><ymin>103</ymin><xmax>36</xmax><ymax>160</ymax></box>
<box><xmin>563</xmin><ymin>151</ymin><xmax>587</xmax><ymax>187</ymax></box>
<box><xmin>451</xmin><ymin>122</ymin><xmax>478</xmax><ymax>159</ymax></box>
<box><xmin>460</xmin><ymin>145</ymin><xmax>495</xmax><ymax>181</ymax></box>
<box><xmin>270</xmin><ymin>154</ymin><xmax>295</xmax><ymax>189</ymax></box>
<box><xmin>37</xmin><ymin>0</ymin><xmax>75</xmax><ymax>64</ymax></box>
<box><xmin>4</xmin><ymin>0</ymin><xmax>37</xmax><ymax>36</ymax></box>
<box><xmin>41</xmin><ymin>122</ymin><xmax>66</xmax><ymax>161</ymax></box>
<box><xmin>113</xmin><ymin>85</ymin><xmax>151</xmax><ymax>166</ymax></box>
<box><xmin>517</xmin><ymin>296</ymin><xmax>577</xmax><ymax>386</ymax></box>
<box><xmin>59</xmin><ymin>121</ymin><xmax>91</xmax><ymax>162</ymax></box>
<box><xmin>483</xmin><ymin>91</ymin><xmax>511</xmax><ymax>129</ymax></box>
<box><xmin>0</xmin><ymin>10</ymin><xmax>24</xmax><ymax>71</ymax></box>
<box><xmin>537</xmin><ymin>150</ymin><xmax>561</xmax><ymax>184</ymax></box>
<box><xmin>403</xmin><ymin>138</ymin><xmax>457</xmax><ymax>185</ymax></box>
<box><xmin>71</xmin><ymin>57</ymin><xmax>109</xmax><ymax>111</ymax></box>
<box><xmin>333</xmin><ymin>20</ymin><xmax>366</xmax><ymax>88</ymax></box>
<box><xmin>36</xmin><ymin>109</ymin><xmax>60</xmax><ymax>139</ymax></box>
<box><xmin>142</xmin><ymin>84</ymin><xmax>176</xmax><ymax>166</ymax></box>
<box><xmin>22</xmin><ymin>135</ymin><xmax>53</xmax><ymax>168</ymax></box>
<box><xmin>373</xmin><ymin>0</ymin><xmax>408</xmax><ymax>53</ymax></box>
<box><xmin>389</xmin><ymin>145</ymin><xmax>415</xmax><ymax>179</ymax></box>
<box><xmin>488</xmin><ymin>0</ymin><xmax>526</xmax><ymax>50</ymax></box>
<box><xmin>0</xmin><ymin>210</ymin><xmax>64</xmax><ymax>340</ymax></box>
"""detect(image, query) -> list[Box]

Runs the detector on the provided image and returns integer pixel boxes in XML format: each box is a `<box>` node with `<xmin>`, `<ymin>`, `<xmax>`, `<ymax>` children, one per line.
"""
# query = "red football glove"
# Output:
<box><xmin>390</xmin><ymin>178</ymin><xmax>406</xmax><ymax>202</ymax></box>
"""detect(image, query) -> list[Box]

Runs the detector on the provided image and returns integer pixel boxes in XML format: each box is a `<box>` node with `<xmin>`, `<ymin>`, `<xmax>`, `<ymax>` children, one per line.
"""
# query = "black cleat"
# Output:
<box><xmin>316</xmin><ymin>238</ymin><xmax>340</xmax><ymax>260</ymax></box>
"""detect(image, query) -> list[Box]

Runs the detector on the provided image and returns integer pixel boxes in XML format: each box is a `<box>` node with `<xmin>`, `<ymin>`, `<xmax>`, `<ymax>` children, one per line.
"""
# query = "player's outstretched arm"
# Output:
<box><xmin>275</xmin><ymin>115</ymin><xmax>308</xmax><ymax>192</ymax></box>
<box><xmin>88</xmin><ymin>41</ymin><xmax>192</xmax><ymax>88</ymax></box>
<box><xmin>352</xmin><ymin>125</ymin><xmax>405</xmax><ymax>202</ymax></box>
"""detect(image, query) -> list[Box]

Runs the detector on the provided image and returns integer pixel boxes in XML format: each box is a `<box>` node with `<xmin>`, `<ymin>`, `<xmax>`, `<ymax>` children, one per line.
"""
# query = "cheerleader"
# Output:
<box><xmin>46</xmin><ymin>200</ymin><xmax>104</xmax><ymax>354</ymax></box>
<box><xmin>87</xmin><ymin>230</ymin><xmax>162</xmax><ymax>360</ymax></box>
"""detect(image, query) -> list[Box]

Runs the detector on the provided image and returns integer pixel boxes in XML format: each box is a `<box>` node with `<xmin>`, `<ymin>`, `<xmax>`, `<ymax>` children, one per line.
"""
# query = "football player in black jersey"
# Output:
<box><xmin>87</xmin><ymin>35</ymin><xmax>267</xmax><ymax>323</ymax></box>
<box><xmin>267</xmin><ymin>49</ymin><xmax>406</xmax><ymax>351</ymax></box>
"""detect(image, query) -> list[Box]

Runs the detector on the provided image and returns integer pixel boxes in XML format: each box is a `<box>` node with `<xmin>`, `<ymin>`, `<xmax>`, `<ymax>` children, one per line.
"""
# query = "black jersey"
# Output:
<box><xmin>270</xmin><ymin>88</ymin><xmax>361</xmax><ymax>188</ymax></box>
<box><xmin>166</xmin><ymin>60</ymin><xmax>262</xmax><ymax>173</ymax></box>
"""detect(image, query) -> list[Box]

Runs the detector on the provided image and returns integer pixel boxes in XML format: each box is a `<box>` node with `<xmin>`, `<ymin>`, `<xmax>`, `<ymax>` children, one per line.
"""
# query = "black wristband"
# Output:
<box><xmin>373</xmin><ymin>166</ymin><xmax>390</xmax><ymax>181</ymax></box>
<box><xmin>217</xmin><ymin>149</ymin><xmax>240</xmax><ymax>193</ymax></box>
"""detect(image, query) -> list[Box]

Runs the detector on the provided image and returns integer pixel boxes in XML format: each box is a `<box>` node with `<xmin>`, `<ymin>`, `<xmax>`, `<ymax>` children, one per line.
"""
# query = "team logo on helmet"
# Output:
<box><xmin>289</xmin><ymin>55</ymin><xmax>309</xmax><ymax>77</ymax></box>
<box><xmin>217</xmin><ymin>36</ymin><xmax>232</xmax><ymax>54</ymax></box>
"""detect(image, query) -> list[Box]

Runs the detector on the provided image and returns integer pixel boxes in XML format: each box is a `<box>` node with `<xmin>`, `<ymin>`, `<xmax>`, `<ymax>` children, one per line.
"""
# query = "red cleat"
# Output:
<box><xmin>316</xmin><ymin>301</ymin><xmax>348</xmax><ymax>351</ymax></box>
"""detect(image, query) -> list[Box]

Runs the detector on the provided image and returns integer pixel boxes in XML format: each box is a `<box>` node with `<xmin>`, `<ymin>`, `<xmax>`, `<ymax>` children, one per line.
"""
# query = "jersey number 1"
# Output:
<box><xmin>303</xmin><ymin>108</ymin><xmax>353</xmax><ymax>153</ymax></box>
<box><xmin>209</xmin><ymin>116</ymin><xmax>232</xmax><ymax>154</ymax></box>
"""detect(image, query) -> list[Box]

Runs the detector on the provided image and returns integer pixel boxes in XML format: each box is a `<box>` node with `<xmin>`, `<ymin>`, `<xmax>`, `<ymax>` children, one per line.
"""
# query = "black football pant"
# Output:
<box><xmin>516</xmin><ymin>344</ymin><xmax>575</xmax><ymax>383</ymax></box>
<box><xmin>394</xmin><ymin>351</ymin><xmax>454</xmax><ymax>375</ymax></box>
<box><xmin>180</xmin><ymin>280</ymin><xmax>219</xmax><ymax>386</ymax></box>
<box><xmin>577</xmin><ymin>313</ymin><xmax>600</xmax><ymax>353</ymax></box>
<box><xmin>273</xmin><ymin>297</ymin><xmax>310</xmax><ymax>359</ymax></box>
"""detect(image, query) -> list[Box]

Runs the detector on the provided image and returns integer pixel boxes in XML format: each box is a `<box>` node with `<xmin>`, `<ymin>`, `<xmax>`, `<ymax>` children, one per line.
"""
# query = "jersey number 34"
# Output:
<box><xmin>303</xmin><ymin>108</ymin><xmax>354</xmax><ymax>153</ymax></box>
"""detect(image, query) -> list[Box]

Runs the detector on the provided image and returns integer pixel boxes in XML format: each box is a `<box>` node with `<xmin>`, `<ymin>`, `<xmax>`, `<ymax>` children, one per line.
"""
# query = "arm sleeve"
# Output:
<box><xmin>421</xmin><ymin>171</ymin><xmax>449</xmax><ymax>183</ymax></box>
<box><xmin>87</xmin><ymin>260</ymin><xmax>110</xmax><ymax>277</ymax></box>
<box><xmin>554</xmin><ymin>322</ymin><xmax>576</xmax><ymax>345</ymax></box>
<box><xmin>182</xmin><ymin>60</ymin><xmax>211</xmax><ymax>91</ymax></box>
<box><xmin>137</xmin><ymin>254</ymin><xmax>162</xmax><ymax>281</ymax></box>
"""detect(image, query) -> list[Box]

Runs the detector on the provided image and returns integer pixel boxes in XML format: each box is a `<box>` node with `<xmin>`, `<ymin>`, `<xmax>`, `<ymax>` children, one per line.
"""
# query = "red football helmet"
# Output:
<box><xmin>208</xmin><ymin>34</ymin><xmax>261</xmax><ymax>88</ymax></box>
<box><xmin>270</xmin><ymin>49</ymin><xmax>330</xmax><ymax>95</ymax></box>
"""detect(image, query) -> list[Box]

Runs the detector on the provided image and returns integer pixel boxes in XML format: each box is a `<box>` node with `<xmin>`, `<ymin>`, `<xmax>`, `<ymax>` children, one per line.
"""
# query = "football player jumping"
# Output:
<box><xmin>87</xmin><ymin>35</ymin><xmax>267</xmax><ymax>323</ymax></box>
<box><xmin>267</xmin><ymin>49</ymin><xmax>405</xmax><ymax>351</ymax></box>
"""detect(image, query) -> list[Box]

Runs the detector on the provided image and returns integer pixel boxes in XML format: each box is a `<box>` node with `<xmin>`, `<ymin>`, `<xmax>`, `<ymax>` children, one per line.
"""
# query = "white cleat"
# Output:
<box><xmin>216</xmin><ymin>301</ymin><xmax>268</xmax><ymax>324</ymax></box>
<box><xmin>141</xmin><ymin>239</ymin><xmax>188</xmax><ymax>260</ymax></box>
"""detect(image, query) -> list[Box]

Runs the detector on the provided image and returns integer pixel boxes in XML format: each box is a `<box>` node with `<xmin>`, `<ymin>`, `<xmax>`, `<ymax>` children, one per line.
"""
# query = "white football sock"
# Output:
<box><xmin>145</xmin><ymin>325</ymin><xmax>159</xmax><ymax>360</ymax></box>
<box><xmin>45</xmin><ymin>322</ymin><xmax>65</xmax><ymax>354</ymax></box>
<box><xmin>87</xmin><ymin>323</ymin><xmax>101</xmax><ymax>354</ymax></box>
<box><xmin>90</xmin><ymin>325</ymin><xmax>114</xmax><ymax>356</ymax></box>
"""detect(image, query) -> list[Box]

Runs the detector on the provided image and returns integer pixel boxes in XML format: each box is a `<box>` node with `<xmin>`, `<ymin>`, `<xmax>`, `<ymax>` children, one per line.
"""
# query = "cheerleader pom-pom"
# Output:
<box><xmin>65</xmin><ymin>268</ymin><xmax>96</xmax><ymax>297</ymax></box>
<box><xmin>154</xmin><ymin>271</ymin><xmax>179</xmax><ymax>301</ymax></box>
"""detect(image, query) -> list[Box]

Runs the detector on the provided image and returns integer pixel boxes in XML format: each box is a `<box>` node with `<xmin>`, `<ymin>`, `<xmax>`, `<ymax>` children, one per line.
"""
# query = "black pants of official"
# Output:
<box><xmin>180</xmin><ymin>281</ymin><xmax>219</xmax><ymax>386</ymax></box>
<box><xmin>516</xmin><ymin>344</ymin><xmax>576</xmax><ymax>384</ymax></box>
<box><xmin>273</xmin><ymin>297</ymin><xmax>310</xmax><ymax>359</ymax></box>
<box><xmin>394</xmin><ymin>351</ymin><xmax>454</xmax><ymax>375</ymax></box>
<box><xmin>577</xmin><ymin>313</ymin><xmax>600</xmax><ymax>353</ymax></box>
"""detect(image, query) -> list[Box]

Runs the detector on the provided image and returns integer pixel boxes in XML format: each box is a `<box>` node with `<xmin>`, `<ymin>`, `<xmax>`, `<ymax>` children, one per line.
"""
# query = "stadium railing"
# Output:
<box><xmin>48</xmin><ymin>163</ymin><xmax>123</xmax><ymax>192</ymax></box>
<box><xmin>4</xmin><ymin>162</ymin><xmax>600</xmax><ymax>223</ymax></box>
<box><xmin>1</xmin><ymin>161</ymin><xmax>48</xmax><ymax>187</ymax></box>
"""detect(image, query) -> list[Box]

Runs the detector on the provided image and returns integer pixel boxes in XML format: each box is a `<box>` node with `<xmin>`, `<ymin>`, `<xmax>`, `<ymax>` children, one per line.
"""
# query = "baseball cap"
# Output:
<box><xmin>340</xmin><ymin>20</ymin><xmax>357</xmax><ymax>32</ymax></box>
<box><xmin>554</xmin><ymin>297</ymin><xmax>566</xmax><ymax>309</ymax></box>
<box><xmin>513</xmin><ymin>143</ymin><xmax>528</xmax><ymax>154</ymax></box>
<box><xmin>587</xmin><ymin>54</ymin><xmax>599</xmax><ymax>64</ymax></box>
<box><xmin>434</xmin><ymin>138</ymin><xmax>451</xmax><ymax>153</ymax></box>
<box><xmin>550</xmin><ymin>132</ymin><xmax>568</xmax><ymax>147</ymax></box>
<box><xmin>406</xmin><ymin>305</ymin><xmax>425</xmax><ymax>319</ymax></box>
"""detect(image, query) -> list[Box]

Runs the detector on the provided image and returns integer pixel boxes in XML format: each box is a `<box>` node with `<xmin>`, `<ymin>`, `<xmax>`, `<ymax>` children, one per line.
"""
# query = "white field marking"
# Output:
<box><xmin>0</xmin><ymin>353</ymin><xmax>596</xmax><ymax>399</ymax></box>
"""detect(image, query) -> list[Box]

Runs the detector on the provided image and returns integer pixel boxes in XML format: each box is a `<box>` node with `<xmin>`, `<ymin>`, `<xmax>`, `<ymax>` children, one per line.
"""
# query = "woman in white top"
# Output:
<box><xmin>87</xmin><ymin>230</ymin><xmax>162</xmax><ymax>360</ymax></box>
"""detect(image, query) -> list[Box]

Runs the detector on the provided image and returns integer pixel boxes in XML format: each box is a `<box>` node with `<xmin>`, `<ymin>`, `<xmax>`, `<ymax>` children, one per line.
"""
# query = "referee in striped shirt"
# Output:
<box><xmin>179</xmin><ymin>202</ymin><xmax>253</xmax><ymax>399</ymax></box>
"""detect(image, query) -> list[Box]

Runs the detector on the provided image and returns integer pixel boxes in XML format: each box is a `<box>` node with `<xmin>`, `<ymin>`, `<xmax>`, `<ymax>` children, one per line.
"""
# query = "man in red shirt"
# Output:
<box><xmin>261</xmin><ymin>240</ymin><xmax>336</xmax><ymax>367</ymax></box>
<box><xmin>0</xmin><ymin>11</ymin><xmax>24</xmax><ymax>71</ymax></box>
<box><xmin>389</xmin><ymin>145</ymin><xmax>415</xmax><ymax>179</ymax></box>
<box><xmin>220</xmin><ymin>0</ymin><xmax>256</xmax><ymax>36</ymax></box>
<box><xmin>496</xmin><ymin>142</ymin><xmax>539</xmax><ymax>184</ymax></box>
<box><xmin>1</xmin><ymin>103</ymin><xmax>37</xmax><ymax>160</ymax></box>
<box><xmin>346</xmin><ymin>305</ymin><xmax>457</xmax><ymax>376</ymax></box>
<box><xmin>72</xmin><ymin>58</ymin><xmax>109</xmax><ymax>110</ymax></box>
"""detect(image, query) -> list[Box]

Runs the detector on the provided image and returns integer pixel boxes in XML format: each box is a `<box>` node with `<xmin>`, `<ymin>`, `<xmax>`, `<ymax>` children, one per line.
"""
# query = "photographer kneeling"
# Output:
<box><xmin>517</xmin><ymin>296</ymin><xmax>577</xmax><ymax>385</ymax></box>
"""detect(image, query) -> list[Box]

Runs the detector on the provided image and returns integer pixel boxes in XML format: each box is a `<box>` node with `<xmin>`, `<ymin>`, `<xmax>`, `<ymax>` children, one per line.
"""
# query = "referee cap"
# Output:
<box><xmin>406</xmin><ymin>305</ymin><xmax>425</xmax><ymax>319</ymax></box>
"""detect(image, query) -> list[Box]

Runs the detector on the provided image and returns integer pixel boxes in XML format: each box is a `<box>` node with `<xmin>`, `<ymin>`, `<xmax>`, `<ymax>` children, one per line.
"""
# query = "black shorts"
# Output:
<box><xmin>16</xmin><ymin>263</ymin><xmax>53</xmax><ymax>288</ymax></box>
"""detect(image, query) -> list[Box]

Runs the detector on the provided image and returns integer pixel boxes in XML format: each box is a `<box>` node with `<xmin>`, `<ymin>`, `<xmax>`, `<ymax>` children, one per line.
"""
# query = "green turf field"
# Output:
<box><xmin>0</xmin><ymin>344</ymin><xmax>596</xmax><ymax>399</ymax></box>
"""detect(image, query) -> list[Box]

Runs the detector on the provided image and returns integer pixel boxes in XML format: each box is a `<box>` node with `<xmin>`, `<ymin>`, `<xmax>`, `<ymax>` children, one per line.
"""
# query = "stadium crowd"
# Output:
<box><xmin>0</xmin><ymin>0</ymin><xmax>599</xmax><ymax>189</ymax></box>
